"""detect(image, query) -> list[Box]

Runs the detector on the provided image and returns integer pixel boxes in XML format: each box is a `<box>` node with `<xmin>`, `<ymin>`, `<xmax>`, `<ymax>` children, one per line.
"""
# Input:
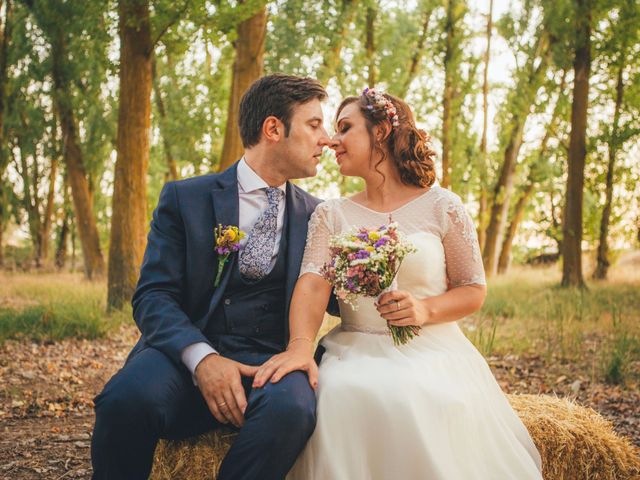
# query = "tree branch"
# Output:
<box><xmin>151</xmin><ymin>0</ymin><xmax>191</xmax><ymax>52</ymax></box>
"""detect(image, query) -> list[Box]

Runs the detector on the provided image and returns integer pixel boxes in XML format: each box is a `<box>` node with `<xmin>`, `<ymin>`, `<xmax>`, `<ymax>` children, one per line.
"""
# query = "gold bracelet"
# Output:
<box><xmin>287</xmin><ymin>336</ymin><xmax>313</xmax><ymax>349</ymax></box>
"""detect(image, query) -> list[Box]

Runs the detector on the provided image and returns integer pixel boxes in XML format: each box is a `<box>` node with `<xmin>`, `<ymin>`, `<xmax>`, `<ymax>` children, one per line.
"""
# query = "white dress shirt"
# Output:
<box><xmin>181</xmin><ymin>158</ymin><xmax>287</xmax><ymax>376</ymax></box>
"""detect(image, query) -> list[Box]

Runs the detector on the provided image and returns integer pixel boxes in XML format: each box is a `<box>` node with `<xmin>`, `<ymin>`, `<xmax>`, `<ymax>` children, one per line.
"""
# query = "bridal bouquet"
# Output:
<box><xmin>321</xmin><ymin>222</ymin><xmax>419</xmax><ymax>345</ymax></box>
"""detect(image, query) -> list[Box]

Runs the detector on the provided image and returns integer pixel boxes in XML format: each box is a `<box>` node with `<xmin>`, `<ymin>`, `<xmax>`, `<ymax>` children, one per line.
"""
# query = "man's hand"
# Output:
<box><xmin>252</xmin><ymin>342</ymin><xmax>318</xmax><ymax>390</ymax></box>
<box><xmin>195</xmin><ymin>354</ymin><xmax>259</xmax><ymax>427</ymax></box>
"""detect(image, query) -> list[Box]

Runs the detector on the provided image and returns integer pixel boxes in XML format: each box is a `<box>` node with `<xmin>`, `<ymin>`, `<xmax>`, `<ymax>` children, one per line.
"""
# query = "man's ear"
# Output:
<box><xmin>262</xmin><ymin>116</ymin><xmax>284</xmax><ymax>142</ymax></box>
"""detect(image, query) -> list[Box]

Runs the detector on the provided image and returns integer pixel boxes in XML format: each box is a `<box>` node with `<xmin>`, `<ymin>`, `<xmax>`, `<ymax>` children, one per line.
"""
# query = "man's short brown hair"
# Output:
<box><xmin>238</xmin><ymin>74</ymin><xmax>327</xmax><ymax>148</ymax></box>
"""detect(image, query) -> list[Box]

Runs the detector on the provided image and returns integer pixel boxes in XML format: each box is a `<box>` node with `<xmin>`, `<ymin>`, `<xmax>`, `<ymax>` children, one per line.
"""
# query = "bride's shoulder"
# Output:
<box><xmin>309</xmin><ymin>198</ymin><xmax>347</xmax><ymax>221</ymax></box>
<box><xmin>313</xmin><ymin>197</ymin><xmax>349</xmax><ymax>212</ymax></box>
<box><xmin>427</xmin><ymin>185</ymin><xmax>463</xmax><ymax>208</ymax></box>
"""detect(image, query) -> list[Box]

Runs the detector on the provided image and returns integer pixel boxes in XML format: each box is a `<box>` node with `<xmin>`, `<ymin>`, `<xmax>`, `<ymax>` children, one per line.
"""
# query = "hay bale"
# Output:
<box><xmin>150</xmin><ymin>428</ymin><xmax>237</xmax><ymax>480</ymax></box>
<box><xmin>151</xmin><ymin>396</ymin><xmax>640</xmax><ymax>480</ymax></box>
<box><xmin>508</xmin><ymin>394</ymin><xmax>640</xmax><ymax>480</ymax></box>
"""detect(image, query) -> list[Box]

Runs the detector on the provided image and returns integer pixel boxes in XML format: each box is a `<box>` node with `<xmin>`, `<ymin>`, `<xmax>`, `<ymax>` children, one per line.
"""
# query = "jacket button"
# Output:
<box><xmin>224</xmin><ymin>298</ymin><xmax>231</xmax><ymax>305</ymax></box>
<box><xmin>254</xmin><ymin>327</ymin><xmax>260</xmax><ymax>333</ymax></box>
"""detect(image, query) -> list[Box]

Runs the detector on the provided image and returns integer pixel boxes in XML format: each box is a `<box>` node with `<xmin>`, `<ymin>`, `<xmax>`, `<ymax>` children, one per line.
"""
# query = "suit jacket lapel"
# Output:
<box><xmin>284</xmin><ymin>183</ymin><xmax>309</xmax><ymax>335</ymax></box>
<box><xmin>199</xmin><ymin>163</ymin><xmax>240</xmax><ymax>327</ymax></box>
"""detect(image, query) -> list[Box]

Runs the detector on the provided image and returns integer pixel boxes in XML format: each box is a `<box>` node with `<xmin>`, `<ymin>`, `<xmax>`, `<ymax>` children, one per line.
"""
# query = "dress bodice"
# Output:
<box><xmin>300</xmin><ymin>186</ymin><xmax>486</xmax><ymax>331</ymax></box>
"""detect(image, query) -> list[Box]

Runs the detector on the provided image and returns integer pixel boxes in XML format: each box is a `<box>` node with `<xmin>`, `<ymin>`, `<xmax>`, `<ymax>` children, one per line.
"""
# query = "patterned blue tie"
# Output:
<box><xmin>239</xmin><ymin>187</ymin><xmax>283</xmax><ymax>281</ymax></box>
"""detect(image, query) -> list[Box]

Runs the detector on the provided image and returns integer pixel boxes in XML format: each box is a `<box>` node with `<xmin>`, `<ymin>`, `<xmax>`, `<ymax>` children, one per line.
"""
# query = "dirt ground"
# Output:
<box><xmin>1</xmin><ymin>324</ymin><xmax>638</xmax><ymax>479</ymax></box>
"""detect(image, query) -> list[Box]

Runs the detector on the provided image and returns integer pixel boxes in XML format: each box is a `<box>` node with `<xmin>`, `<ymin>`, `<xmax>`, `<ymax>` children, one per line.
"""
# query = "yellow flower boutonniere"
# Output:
<box><xmin>214</xmin><ymin>224</ymin><xmax>246</xmax><ymax>287</ymax></box>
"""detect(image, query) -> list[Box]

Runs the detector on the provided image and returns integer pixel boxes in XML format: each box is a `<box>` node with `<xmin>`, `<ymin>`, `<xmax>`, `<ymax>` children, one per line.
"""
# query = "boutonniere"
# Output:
<box><xmin>214</xmin><ymin>224</ymin><xmax>245</xmax><ymax>287</ymax></box>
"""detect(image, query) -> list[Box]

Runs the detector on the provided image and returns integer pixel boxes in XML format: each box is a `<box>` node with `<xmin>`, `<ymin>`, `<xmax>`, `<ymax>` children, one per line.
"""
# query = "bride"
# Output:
<box><xmin>252</xmin><ymin>89</ymin><xmax>542</xmax><ymax>479</ymax></box>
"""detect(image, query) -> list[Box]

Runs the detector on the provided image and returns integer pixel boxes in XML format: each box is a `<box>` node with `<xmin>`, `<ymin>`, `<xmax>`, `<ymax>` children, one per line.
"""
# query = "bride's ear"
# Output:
<box><xmin>374</xmin><ymin>122</ymin><xmax>392</xmax><ymax>143</ymax></box>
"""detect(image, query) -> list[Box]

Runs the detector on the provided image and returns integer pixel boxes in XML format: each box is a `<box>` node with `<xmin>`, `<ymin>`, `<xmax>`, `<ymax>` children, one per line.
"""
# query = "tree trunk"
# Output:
<box><xmin>441</xmin><ymin>0</ymin><xmax>456</xmax><ymax>189</ymax></box>
<box><xmin>483</xmin><ymin>33</ymin><xmax>550</xmax><ymax>276</ymax></box>
<box><xmin>317</xmin><ymin>0</ymin><xmax>357</xmax><ymax>86</ymax></box>
<box><xmin>398</xmin><ymin>6</ymin><xmax>433</xmax><ymax>98</ymax></box>
<box><xmin>482</xmin><ymin>119</ymin><xmax>525</xmax><ymax>275</ymax></box>
<box><xmin>218</xmin><ymin>5</ymin><xmax>266</xmax><ymax>171</ymax></box>
<box><xmin>477</xmin><ymin>0</ymin><xmax>493</xmax><ymax>251</ymax></box>
<box><xmin>593</xmin><ymin>55</ymin><xmax>624</xmax><ymax>280</ymax></box>
<box><xmin>0</xmin><ymin>222</ymin><xmax>3</xmax><ymax>268</ymax></box>
<box><xmin>152</xmin><ymin>56</ymin><xmax>179</xmax><ymax>182</ymax></box>
<box><xmin>495</xmin><ymin>70</ymin><xmax>568</xmax><ymax>274</ymax></box>
<box><xmin>365</xmin><ymin>6</ymin><xmax>377</xmax><ymax>87</ymax></box>
<box><xmin>0</xmin><ymin>0</ymin><xmax>12</xmax><ymax>269</ymax></box>
<box><xmin>51</xmin><ymin>34</ymin><xmax>105</xmax><ymax>279</ymax></box>
<box><xmin>71</xmin><ymin>217</ymin><xmax>77</xmax><ymax>271</ymax></box>
<box><xmin>15</xmin><ymin>131</ymin><xmax>44</xmax><ymax>268</ymax></box>
<box><xmin>55</xmin><ymin>213</ymin><xmax>69</xmax><ymax>269</ymax></box>
<box><xmin>107</xmin><ymin>0</ymin><xmax>153</xmax><ymax>310</ymax></box>
<box><xmin>561</xmin><ymin>0</ymin><xmax>591</xmax><ymax>288</ymax></box>
<box><xmin>497</xmin><ymin>183</ymin><xmax>534</xmax><ymax>274</ymax></box>
<box><xmin>56</xmin><ymin>178</ymin><xmax>71</xmax><ymax>269</ymax></box>
<box><xmin>549</xmin><ymin>191</ymin><xmax>563</xmax><ymax>253</ymax></box>
<box><xmin>37</xmin><ymin>155</ymin><xmax>58</xmax><ymax>266</ymax></box>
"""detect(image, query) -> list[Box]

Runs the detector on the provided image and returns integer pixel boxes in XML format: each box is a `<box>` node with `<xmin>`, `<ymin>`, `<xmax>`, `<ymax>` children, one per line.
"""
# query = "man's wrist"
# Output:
<box><xmin>194</xmin><ymin>351</ymin><xmax>220</xmax><ymax>375</ymax></box>
<box><xmin>181</xmin><ymin>342</ymin><xmax>218</xmax><ymax>375</ymax></box>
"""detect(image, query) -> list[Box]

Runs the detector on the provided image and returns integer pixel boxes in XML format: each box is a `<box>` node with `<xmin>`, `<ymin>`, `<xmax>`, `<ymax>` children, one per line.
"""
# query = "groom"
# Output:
<box><xmin>91</xmin><ymin>74</ymin><xmax>332</xmax><ymax>480</ymax></box>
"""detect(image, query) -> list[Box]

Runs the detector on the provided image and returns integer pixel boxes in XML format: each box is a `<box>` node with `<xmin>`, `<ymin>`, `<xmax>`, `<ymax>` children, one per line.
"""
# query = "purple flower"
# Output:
<box><xmin>374</xmin><ymin>238</ymin><xmax>389</xmax><ymax>248</ymax></box>
<box><xmin>355</xmin><ymin>249</ymin><xmax>370</xmax><ymax>259</ymax></box>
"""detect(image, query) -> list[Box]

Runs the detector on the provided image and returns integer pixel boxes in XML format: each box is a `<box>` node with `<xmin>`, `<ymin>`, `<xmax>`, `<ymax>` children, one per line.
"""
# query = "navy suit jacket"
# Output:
<box><xmin>129</xmin><ymin>162</ymin><xmax>324</xmax><ymax>365</ymax></box>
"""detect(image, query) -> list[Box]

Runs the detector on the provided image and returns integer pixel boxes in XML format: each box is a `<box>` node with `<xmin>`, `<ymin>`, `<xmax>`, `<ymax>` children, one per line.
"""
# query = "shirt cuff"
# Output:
<box><xmin>181</xmin><ymin>342</ymin><xmax>218</xmax><ymax>376</ymax></box>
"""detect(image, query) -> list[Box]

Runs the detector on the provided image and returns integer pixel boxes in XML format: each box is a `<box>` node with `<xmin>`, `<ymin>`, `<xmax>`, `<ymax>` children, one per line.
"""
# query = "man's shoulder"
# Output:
<box><xmin>169</xmin><ymin>172</ymin><xmax>220</xmax><ymax>193</ymax></box>
<box><xmin>156</xmin><ymin>173</ymin><xmax>225</xmax><ymax>212</ymax></box>
<box><xmin>290</xmin><ymin>183</ymin><xmax>323</xmax><ymax>211</ymax></box>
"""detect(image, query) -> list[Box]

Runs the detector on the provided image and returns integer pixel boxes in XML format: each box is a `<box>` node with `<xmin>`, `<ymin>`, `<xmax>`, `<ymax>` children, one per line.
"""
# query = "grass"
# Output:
<box><xmin>0</xmin><ymin>272</ymin><xmax>128</xmax><ymax>343</ymax></box>
<box><xmin>1</xmin><ymin>260</ymin><xmax>639</xmax><ymax>384</ymax></box>
<box><xmin>463</xmin><ymin>263</ymin><xmax>640</xmax><ymax>385</ymax></box>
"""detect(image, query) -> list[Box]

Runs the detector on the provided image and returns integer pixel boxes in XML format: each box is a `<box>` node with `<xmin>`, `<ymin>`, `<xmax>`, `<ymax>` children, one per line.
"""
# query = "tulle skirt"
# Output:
<box><xmin>287</xmin><ymin>322</ymin><xmax>542</xmax><ymax>480</ymax></box>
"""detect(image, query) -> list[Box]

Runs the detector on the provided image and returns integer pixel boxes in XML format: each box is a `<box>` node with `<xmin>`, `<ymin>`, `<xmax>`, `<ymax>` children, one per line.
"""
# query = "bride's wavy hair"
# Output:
<box><xmin>336</xmin><ymin>93</ymin><xmax>437</xmax><ymax>188</ymax></box>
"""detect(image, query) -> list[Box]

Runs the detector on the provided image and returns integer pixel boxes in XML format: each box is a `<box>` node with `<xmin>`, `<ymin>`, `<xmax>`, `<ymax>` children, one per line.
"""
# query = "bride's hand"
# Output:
<box><xmin>376</xmin><ymin>290</ymin><xmax>431</xmax><ymax>327</ymax></box>
<box><xmin>252</xmin><ymin>340</ymin><xmax>318</xmax><ymax>390</ymax></box>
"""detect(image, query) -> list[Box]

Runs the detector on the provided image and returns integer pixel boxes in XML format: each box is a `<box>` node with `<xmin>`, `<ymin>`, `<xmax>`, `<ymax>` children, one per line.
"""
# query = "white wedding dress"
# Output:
<box><xmin>287</xmin><ymin>186</ymin><xmax>542</xmax><ymax>480</ymax></box>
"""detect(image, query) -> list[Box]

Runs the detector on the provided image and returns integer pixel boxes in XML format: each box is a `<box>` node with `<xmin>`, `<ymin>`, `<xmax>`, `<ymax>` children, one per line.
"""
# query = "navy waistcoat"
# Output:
<box><xmin>204</xmin><ymin>210</ymin><xmax>289</xmax><ymax>346</ymax></box>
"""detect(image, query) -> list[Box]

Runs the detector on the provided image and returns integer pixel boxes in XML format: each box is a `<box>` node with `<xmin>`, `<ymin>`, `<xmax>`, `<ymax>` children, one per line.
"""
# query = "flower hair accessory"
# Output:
<box><xmin>362</xmin><ymin>87</ymin><xmax>400</xmax><ymax>128</ymax></box>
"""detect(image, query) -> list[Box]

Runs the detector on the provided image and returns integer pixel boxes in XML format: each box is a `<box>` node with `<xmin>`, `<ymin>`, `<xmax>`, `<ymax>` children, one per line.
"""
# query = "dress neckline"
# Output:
<box><xmin>343</xmin><ymin>186</ymin><xmax>438</xmax><ymax>215</ymax></box>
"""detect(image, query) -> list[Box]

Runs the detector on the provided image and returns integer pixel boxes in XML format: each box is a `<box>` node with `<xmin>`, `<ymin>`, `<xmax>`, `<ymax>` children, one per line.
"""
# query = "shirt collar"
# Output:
<box><xmin>237</xmin><ymin>157</ymin><xmax>287</xmax><ymax>195</ymax></box>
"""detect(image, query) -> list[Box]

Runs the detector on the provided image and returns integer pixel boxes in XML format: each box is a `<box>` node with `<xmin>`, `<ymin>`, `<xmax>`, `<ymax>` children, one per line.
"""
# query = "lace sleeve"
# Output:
<box><xmin>299</xmin><ymin>201</ymin><xmax>334</xmax><ymax>277</ymax></box>
<box><xmin>442</xmin><ymin>194</ymin><xmax>486</xmax><ymax>287</ymax></box>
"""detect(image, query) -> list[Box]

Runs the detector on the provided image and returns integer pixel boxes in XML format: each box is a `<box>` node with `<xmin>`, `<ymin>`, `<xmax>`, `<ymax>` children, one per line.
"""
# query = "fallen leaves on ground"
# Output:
<box><xmin>0</xmin><ymin>325</ymin><xmax>638</xmax><ymax>479</ymax></box>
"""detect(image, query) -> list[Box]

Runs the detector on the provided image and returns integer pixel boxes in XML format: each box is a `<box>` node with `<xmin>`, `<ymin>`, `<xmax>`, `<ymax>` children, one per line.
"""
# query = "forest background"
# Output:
<box><xmin>0</xmin><ymin>0</ymin><xmax>639</xmax><ymax>477</ymax></box>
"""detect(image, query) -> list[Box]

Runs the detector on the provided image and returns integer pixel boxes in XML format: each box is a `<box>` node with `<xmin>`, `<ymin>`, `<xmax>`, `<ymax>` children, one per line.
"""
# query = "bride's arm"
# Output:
<box><xmin>252</xmin><ymin>273</ymin><xmax>331</xmax><ymax>389</ymax></box>
<box><xmin>378</xmin><ymin>192</ymin><xmax>487</xmax><ymax>327</ymax></box>
<box><xmin>253</xmin><ymin>201</ymin><xmax>335</xmax><ymax>389</ymax></box>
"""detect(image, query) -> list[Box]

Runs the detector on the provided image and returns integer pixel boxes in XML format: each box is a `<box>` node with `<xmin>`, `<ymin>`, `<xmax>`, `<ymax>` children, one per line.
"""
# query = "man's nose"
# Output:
<box><xmin>318</xmin><ymin>127</ymin><xmax>333</xmax><ymax>146</ymax></box>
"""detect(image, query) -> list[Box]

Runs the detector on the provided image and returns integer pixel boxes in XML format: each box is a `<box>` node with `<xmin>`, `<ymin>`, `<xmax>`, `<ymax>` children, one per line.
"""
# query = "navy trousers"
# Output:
<box><xmin>91</xmin><ymin>336</ymin><xmax>316</xmax><ymax>480</ymax></box>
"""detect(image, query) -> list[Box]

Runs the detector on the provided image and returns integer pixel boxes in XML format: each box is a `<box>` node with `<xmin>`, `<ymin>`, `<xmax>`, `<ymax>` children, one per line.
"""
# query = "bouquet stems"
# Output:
<box><xmin>389</xmin><ymin>325</ymin><xmax>422</xmax><ymax>346</ymax></box>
